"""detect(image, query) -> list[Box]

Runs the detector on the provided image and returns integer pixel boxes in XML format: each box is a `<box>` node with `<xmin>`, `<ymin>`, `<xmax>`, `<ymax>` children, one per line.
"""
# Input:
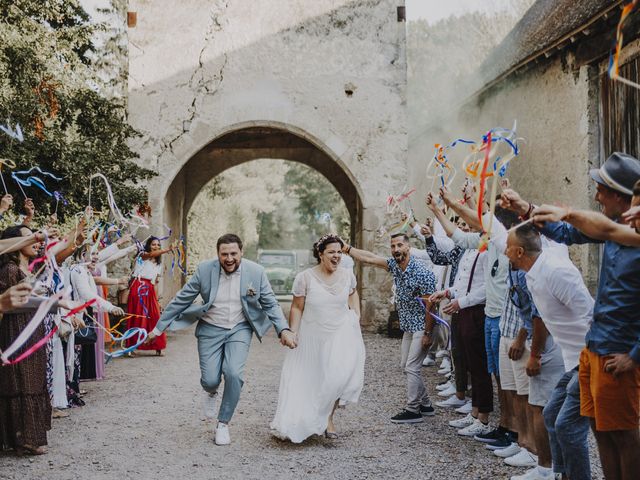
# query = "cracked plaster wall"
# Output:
<box><xmin>126</xmin><ymin>0</ymin><xmax>408</xmax><ymax>331</ymax></box>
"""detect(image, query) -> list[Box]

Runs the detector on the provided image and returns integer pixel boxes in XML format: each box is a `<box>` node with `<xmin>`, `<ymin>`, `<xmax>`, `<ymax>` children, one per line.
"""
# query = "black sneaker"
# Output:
<box><xmin>390</xmin><ymin>409</ymin><xmax>424</xmax><ymax>424</ymax></box>
<box><xmin>484</xmin><ymin>435</ymin><xmax>513</xmax><ymax>451</ymax></box>
<box><xmin>474</xmin><ymin>425</ymin><xmax>507</xmax><ymax>443</ymax></box>
<box><xmin>419</xmin><ymin>404</ymin><xmax>435</xmax><ymax>417</ymax></box>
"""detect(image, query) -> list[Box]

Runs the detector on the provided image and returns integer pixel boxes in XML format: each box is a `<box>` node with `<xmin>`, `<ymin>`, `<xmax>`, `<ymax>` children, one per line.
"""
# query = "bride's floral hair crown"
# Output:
<box><xmin>312</xmin><ymin>234</ymin><xmax>344</xmax><ymax>263</ymax></box>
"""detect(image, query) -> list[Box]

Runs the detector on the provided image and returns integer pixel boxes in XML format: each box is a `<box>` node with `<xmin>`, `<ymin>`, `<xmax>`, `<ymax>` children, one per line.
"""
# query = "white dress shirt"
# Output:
<box><xmin>450</xmin><ymin>250</ymin><xmax>486</xmax><ymax>309</ymax></box>
<box><xmin>201</xmin><ymin>267</ymin><xmax>245</xmax><ymax>330</ymax></box>
<box><xmin>525</xmin><ymin>249</ymin><xmax>594</xmax><ymax>371</ymax></box>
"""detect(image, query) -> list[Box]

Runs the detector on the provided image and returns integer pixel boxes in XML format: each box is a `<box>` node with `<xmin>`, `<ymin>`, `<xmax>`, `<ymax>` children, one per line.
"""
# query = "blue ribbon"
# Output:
<box><xmin>104</xmin><ymin>327</ymin><xmax>148</xmax><ymax>363</ymax></box>
<box><xmin>11</xmin><ymin>167</ymin><xmax>62</xmax><ymax>196</ymax></box>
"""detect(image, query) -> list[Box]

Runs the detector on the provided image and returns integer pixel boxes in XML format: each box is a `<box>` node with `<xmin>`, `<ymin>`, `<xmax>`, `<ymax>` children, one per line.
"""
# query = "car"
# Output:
<box><xmin>257</xmin><ymin>250</ymin><xmax>298</xmax><ymax>296</ymax></box>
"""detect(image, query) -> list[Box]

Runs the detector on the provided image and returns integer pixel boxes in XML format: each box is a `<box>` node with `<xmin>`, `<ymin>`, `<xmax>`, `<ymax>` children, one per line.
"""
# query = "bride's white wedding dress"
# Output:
<box><xmin>270</xmin><ymin>267</ymin><xmax>365</xmax><ymax>443</ymax></box>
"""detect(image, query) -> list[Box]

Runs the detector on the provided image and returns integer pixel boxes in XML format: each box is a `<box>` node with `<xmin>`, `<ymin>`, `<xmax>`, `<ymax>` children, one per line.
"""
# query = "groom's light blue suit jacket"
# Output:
<box><xmin>154</xmin><ymin>259</ymin><xmax>288</xmax><ymax>340</ymax></box>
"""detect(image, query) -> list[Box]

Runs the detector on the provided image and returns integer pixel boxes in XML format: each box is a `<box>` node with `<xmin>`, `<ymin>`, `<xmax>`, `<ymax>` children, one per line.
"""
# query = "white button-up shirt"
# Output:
<box><xmin>525</xmin><ymin>249</ymin><xmax>594</xmax><ymax>371</ymax></box>
<box><xmin>451</xmin><ymin>250</ymin><xmax>486</xmax><ymax>309</ymax></box>
<box><xmin>201</xmin><ymin>267</ymin><xmax>245</xmax><ymax>330</ymax></box>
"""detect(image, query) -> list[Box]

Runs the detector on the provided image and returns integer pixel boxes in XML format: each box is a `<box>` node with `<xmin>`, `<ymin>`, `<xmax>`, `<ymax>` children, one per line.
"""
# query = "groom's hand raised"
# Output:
<box><xmin>280</xmin><ymin>330</ymin><xmax>298</xmax><ymax>349</ymax></box>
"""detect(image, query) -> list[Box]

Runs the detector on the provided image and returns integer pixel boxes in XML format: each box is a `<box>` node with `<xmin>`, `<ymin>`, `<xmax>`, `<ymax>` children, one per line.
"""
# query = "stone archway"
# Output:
<box><xmin>158</xmin><ymin>122</ymin><xmax>364</xmax><ymax>314</ymax></box>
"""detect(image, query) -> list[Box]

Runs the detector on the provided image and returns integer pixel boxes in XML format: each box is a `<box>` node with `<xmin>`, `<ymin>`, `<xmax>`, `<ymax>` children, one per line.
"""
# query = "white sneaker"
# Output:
<box><xmin>448</xmin><ymin>413</ymin><xmax>475</xmax><ymax>428</ymax></box>
<box><xmin>458</xmin><ymin>419</ymin><xmax>492</xmax><ymax>437</ymax></box>
<box><xmin>422</xmin><ymin>356</ymin><xmax>436</xmax><ymax>367</ymax></box>
<box><xmin>493</xmin><ymin>443</ymin><xmax>522</xmax><ymax>458</ymax></box>
<box><xmin>437</xmin><ymin>357</ymin><xmax>452</xmax><ymax>375</ymax></box>
<box><xmin>437</xmin><ymin>384</ymin><xmax>457</xmax><ymax>397</ymax></box>
<box><xmin>436</xmin><ymin>349</ymin><xmax>448</xmax><ymax>359</ymax></box>
<box><xmin>202</xmin><ymin>391</ymin><xmax>217</xmax><ymax>419</ymax></box>
<box><xmin>510</xmin><ymin>467</ymin><xmax>554</xmax><ymax>480</ymax></box>
<box><xmin>454</xmin><ymin>400</ymin><xmax>473</xmax><ymax>414</ymax></box>
<box><xmin>435</xmin><ymin>395</ymin><xmax>467</xmax><ymax>408</ymax></box>
<box><xmin>436</xmin><ymin>380</ymin><xmax>453</xmax><ymax>391</ymax></box>
<box><xmin>504</xmin><ymin>448</ymin><xmax>538</xmax><ymax>467</ymax></box>
<box><xmin>214</xmin><ymin>422</ymin><xmax>231</xmax><ymax>445</ymax></box>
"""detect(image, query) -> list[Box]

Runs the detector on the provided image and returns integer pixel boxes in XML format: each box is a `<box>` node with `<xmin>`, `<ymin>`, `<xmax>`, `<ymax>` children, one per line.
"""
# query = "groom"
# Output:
<box><xmin>146</xmin><ymin>233</ymin><xmax>297</xmax><ymax>445</ymax></box>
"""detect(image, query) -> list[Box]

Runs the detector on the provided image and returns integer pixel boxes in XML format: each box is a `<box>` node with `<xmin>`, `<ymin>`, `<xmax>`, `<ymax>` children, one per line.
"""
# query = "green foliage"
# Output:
<box><xmin>0</xmin><ymin>0</ymin><xmax>154</xmax><ymax>220</ymax></box>
<box><xmin>284</xmin><ymin>163</ymin><xmax>350</xmax><ymax>240</ymax></box>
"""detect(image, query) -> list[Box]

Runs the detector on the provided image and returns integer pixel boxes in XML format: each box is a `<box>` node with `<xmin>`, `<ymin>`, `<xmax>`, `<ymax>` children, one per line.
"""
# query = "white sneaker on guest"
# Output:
<box><xmin>435</xmin><ymin>395</ymin><xmax>467</xmax><ymax>408</ymax></box>
<box><xmin>454</xmin><ymin>399</ymin><xmax>473</xmax><ymax>414</ymax></box>
<box><xmin>436</xmin><ymin>380</ymin><xmax>453</xmax><ymax>391</ymax></box>
<box><xmin>504</xmin><ymin>448</ymin><xmax>538</xmax><ymax>467</ymax></box>
<box><xmin>458</xmin><ymin>419</ymin><xmax>492</xmax><ymax>437</ymax></box>
<box><xmin>215</xmin><ymin>422</ymin><xmax>231</xmax><ymax>445</ymax></box>
<box><xmin>202</xmin><ymin>391</ymin><xmax>218</xmax><ymax>419</ymax></box>
<box><xmin>422</xmin><ymin>356</ymin><xmax>436</xmax><ymax>367</ymax></box>
<box><xmin>448</xmin><ymin>413</ymin><xmax>475</xmax><ymax>428</ymax></box>
<box><xmin>437</xmin><ymin>357</ymin><xmax>452</xmax><ymax>374</ymax></box>
<box><xmin>493</xmin><ymin>442</ymin><xmax>521</xmax><ymax>458</ymax></box>
<box><xmin>436</xmin><ymin>349</ymin><xmax>448</xmax><ymax>359</ymax></box>
<box><xmin>437</xmin><ymin>384</ymin><xmax>457</xmax><ymax>397</ymax></box>
<box><xmin>510</xmin><ymin>466</ymin><xmax>554</xmax><ymax>480</ymax></box>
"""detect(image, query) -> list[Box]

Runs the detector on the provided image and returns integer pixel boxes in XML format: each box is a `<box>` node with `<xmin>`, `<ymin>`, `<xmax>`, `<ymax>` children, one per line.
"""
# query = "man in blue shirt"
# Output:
<box><xmin>503</xmin><ymin>152</ymin><xmax>640</xmax><ymax>480</ymax></box>
<box><xmin>344</xmin><ymin>233</ymin><xmax>436</xmax><ymax>424</ymax></box>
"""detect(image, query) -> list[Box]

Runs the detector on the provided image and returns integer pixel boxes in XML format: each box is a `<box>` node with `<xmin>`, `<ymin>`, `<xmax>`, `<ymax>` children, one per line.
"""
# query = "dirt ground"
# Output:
<box><xmin>1</xmin><ymin>310</ymin><xmax>603</xmax><ymax>480</ymax></box>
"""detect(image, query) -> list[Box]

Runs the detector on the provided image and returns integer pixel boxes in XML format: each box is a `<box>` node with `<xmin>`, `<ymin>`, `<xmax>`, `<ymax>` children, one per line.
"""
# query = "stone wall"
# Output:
<box><xmin>126</xmin><ymin>0</ymin><xmax>408</xmax><ymax>331</ymax></box>
<box><xmin>407</xmin><ymin>51</ymin><xmax>604</xmax><ymax>292</ymax></box>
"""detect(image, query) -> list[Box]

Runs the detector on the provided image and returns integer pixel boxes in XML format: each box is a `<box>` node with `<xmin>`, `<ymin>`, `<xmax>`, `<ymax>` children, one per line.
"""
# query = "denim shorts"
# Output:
<box><xmin>484</xmin><ymin>316</ymin><xmax>501</xmax><ymax>375</ymax></box>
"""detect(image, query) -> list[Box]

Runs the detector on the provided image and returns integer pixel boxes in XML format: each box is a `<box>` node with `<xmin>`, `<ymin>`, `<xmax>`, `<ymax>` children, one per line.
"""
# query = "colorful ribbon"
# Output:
<box><xmin>0</xmin><ymin>121</ymin><xmax>24</xmax><ymax>142</ymax></box>
<box><xmin>608</xmin><ymin>1</ymin><xmax>640</xmax><ymax>90</ymax></box>
<box><xmin>11</xmin><ymin>167</ymin><xmax>62</xmax><ymax>197</ymax></box>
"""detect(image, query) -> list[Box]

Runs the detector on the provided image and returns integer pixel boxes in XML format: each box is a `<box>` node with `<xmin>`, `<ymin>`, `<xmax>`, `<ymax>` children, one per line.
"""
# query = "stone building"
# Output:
<box><xmin>408</xmin><ymin>0</ymin><xmax>640</xmax><ymax>292</ymax></box>
<box><xmin>125</xmin><ymin>0</ymin><xmax>409</xmax><ymax>331</ymax></box>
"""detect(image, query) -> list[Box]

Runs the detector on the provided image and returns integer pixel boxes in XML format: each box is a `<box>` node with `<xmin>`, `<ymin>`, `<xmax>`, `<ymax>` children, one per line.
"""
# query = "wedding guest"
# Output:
<box><xmin>345</xmin><ymin>233</ymin><xmax>437</xmax><ymax>423</ymax></box>
<box><xmin>126</xmin><ymin>236</ymin><xmax>172</xmax><ymax>355</ymax></box>
<box><xmin>0</xmin><ymin>225</ymin><xmax>50</xmax><ymax>455</ymax></box>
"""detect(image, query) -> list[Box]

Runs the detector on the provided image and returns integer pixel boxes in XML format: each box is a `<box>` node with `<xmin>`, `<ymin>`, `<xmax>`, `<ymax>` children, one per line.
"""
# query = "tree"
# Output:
<box><xmin>284</xmin><ymin>163</ymin><xmax>350</xmax><ymax>240</ymax></box>
<box><xmin>0</xmin><ymin>0</ymin><xmax>154</xmax><ymax>220</ymax></box>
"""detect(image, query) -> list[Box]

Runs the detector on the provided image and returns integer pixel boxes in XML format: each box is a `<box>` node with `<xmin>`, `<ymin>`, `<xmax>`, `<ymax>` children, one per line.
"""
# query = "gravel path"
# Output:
<box><xmin>1</xmin><ymin>325</ymin><xmax>603</xmax><ymax>480</ymax></box>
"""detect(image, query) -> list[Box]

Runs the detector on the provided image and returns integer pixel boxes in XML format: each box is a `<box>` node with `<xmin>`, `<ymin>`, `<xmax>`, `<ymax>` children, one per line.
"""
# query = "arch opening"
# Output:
<box><xmin>160</xmin><ymin>125</ymin><xmax>363</xmax><ymax>300</ymax></box>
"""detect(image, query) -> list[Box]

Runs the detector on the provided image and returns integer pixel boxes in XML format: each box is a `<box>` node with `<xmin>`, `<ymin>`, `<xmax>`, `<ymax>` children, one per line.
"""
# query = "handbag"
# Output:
<box><xmin>74</xmin><ymin>310</ymin><xmax>97</xmax><ymax>345</ymax></box>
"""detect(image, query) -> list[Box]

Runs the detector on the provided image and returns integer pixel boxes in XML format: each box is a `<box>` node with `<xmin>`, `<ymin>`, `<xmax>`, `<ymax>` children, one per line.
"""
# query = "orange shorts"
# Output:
<box><xmin>579</xmin><ymin>347</ymin><xmax>640</xmax><ymax>431</ymax></box>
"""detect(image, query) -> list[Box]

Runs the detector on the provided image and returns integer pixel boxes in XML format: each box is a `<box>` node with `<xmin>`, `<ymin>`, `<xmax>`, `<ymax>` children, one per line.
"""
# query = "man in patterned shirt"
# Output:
<box><xmin>344</xmin><ymin>233</ymin><xmax>436</xmax><ymax>423</ymax></box>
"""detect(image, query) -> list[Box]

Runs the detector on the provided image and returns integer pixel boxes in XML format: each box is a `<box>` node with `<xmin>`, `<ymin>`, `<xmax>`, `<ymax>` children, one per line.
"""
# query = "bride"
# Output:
<box><xmin>270</xmin><ymin>234</ymin><xmax>365</xmax><ymax>443</ymax></box>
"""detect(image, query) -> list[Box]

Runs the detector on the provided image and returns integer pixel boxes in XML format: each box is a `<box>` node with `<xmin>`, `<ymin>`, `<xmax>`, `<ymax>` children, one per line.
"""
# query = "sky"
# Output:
<box><xmin>405</xmin><ymin>0</ymin><xmax>524</xmax><ymax>23</ymax></box>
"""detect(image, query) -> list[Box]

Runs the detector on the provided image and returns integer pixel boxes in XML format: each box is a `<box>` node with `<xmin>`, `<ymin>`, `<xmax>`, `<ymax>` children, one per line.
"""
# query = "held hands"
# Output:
<box><xmin>280</xmin><ymin>329</ymin><xmax>298</xmax><ymax>349</ymax></box>
<box><xmin>622</xmin><ymin>205</ymin><xmax>640</xmax><ymax>229</ymax></box>
<box><xmin>24</xmin><ymin>197</ymin><xmax>35</xmax><ymax>217</ymax></box>
<box><xmin>425</xmin><ymin>192</ymin><xmax>438</xmax><ymax>213</ymax></box>
<box><xmin>111</xmin><ymin>307</ymin><xmax>125</xmax><ymax>316</ymax></box>
<box><xmin>439</xmin><ymin>186</ymin><xmax>456</xmax><ymax>207</ymax></box>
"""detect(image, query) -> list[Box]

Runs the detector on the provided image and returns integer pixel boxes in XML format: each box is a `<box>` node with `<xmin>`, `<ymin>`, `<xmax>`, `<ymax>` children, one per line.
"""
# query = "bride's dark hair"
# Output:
<box><xmin>312</xmin><ymin>234</ymin><xmax>344</xmax><ymax>263</ymax></box>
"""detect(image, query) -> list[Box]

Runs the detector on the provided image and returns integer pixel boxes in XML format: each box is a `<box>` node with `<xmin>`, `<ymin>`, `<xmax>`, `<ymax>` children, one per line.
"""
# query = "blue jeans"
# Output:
<box><xmin>542</xmin><ymin>369</ymin><xmax>591</xmax><ymax>478</ymax></box>
<box><xmin>484</xmin><ymin>316</ymin><xmax>501</xmax><ymax>375</ymax></box>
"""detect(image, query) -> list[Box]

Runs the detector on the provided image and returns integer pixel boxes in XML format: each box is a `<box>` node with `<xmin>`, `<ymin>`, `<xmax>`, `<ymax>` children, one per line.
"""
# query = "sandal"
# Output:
<box><xmin>324</xmin><ymin>430</ymin><xmax>339</xmax><ymax>439</ymax></box>
<box><xmin>52</xmin><ymin>408</ymin><xmax>69</xmax><ymax>419</ymax></box>
<box><xmin>17</xmin><ymin>444</ymin><xmax>48</xmax><ymax>456</ymax></box>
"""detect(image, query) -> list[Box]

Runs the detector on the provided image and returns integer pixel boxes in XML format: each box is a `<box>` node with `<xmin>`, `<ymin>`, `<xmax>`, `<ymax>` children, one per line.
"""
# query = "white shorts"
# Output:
<box><xmin>498</xmin><ymin>335</ymin><xmax>529</xmax><ymax>396</ymax></box>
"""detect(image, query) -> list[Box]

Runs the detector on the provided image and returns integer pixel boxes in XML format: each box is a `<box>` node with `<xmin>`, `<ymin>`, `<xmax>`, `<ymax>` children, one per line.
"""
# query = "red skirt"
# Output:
<box><xmin>126</xmin><ymin>278</ymin><xmax>166</xmax><ymax>351</ymax></box>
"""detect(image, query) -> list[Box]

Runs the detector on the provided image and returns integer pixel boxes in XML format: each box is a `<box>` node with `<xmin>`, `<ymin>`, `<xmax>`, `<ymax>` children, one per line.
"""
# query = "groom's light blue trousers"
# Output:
<box><xmin>195</xmin><ymin>321</ymin><xmax>253</xmax><ymax>423</ymax></box>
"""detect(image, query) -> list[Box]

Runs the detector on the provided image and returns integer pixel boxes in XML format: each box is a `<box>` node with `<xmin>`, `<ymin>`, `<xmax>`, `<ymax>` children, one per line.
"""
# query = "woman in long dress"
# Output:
<box><xmin>270</xmin><ymin>234</ymin><xmax>365</xmax><ymax>443</ymax></box>
<box><xmin>126</xmin><ymin>236</ymin><xmax>170</xmax><ymax>355</ymax></box>
<box><xmin>0</xmin><ymin>225</ymin><xmax>50</xmax><ymax>455</ymax></box>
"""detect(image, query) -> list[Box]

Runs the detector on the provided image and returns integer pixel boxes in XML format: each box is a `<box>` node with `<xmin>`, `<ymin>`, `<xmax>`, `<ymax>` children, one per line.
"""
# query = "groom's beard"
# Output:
<box><xmin>222</xmin><ymin>260</ymin><xmax>241</xmax><ymax>274</ymax></box>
